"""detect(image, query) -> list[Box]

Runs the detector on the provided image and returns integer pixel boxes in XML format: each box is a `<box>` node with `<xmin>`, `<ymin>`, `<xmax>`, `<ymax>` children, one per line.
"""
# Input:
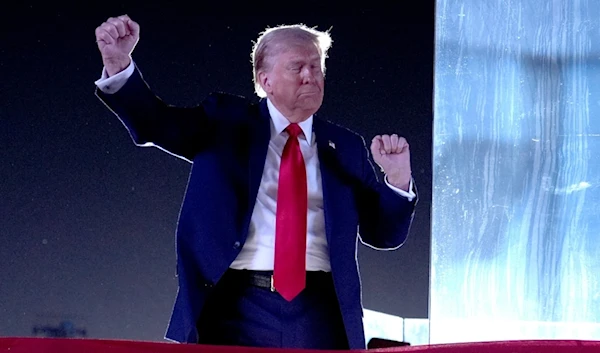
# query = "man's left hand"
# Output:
<box><xmin>370</xmin><ymin>134</ymin><xmax>412</xmax><ymax>191</ymax></box>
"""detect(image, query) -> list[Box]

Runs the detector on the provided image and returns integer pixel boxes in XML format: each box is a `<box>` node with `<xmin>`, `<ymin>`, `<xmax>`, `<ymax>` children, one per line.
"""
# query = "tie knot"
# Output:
<box><xmin>286</xmin><ymin>123</ymin><xmax>302</xmax><ymax>139</ymax></box>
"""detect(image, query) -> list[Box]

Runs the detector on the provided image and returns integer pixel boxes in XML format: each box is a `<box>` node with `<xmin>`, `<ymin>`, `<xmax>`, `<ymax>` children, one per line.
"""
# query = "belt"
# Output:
<box><xmin>225</xmin><ymin>269</ymin><xmax>332</xmax><ymax>292</ymax></box>
<box><xmin>248</xmin><ymin>271</ymin><xmax>276</xmax><ymax>291</ymax></box>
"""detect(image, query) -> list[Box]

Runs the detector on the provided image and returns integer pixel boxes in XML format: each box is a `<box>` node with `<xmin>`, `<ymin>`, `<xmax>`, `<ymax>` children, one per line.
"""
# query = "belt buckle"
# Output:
<box><xmin>270</xmin><ymin>275</ymin><xmax>275</xmax><ymax>292</ymax></box>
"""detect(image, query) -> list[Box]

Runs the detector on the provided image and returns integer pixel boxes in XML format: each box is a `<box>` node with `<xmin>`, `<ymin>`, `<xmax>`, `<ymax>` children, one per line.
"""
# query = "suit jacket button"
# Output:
<box><xmin>233</xmin><ymin>241</ymin><xmax>241</xmax><ymax>249</ymax></box>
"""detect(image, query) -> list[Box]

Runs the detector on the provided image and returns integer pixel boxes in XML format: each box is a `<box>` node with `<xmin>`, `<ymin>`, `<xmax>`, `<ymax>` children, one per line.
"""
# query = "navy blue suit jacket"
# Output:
<box><xmin>96</xmin><ymin>65</ymin><xmax>417</xmax><ymax>349</ymax></box>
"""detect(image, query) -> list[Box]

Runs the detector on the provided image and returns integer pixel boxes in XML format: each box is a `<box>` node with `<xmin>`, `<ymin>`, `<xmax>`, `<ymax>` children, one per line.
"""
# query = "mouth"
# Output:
<box><xmin>298</xmin><ymin>91</ymin><xmax>320</xmax><ymax>97</ymax></box>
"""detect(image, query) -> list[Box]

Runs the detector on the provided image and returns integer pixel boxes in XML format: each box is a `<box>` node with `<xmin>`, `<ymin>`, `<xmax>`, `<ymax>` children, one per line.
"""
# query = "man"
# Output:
<box><xmin>94</xmin><ymin>14</ymin><xmax>418</xmax><ymax>350</ymax></box>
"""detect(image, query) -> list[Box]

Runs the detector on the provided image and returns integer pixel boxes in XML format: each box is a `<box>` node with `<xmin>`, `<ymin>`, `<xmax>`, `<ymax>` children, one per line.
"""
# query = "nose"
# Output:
<box><xmin>301</xmin><ymin>67</ymin><xmax>315</xmax><ymax>84</ymax></box>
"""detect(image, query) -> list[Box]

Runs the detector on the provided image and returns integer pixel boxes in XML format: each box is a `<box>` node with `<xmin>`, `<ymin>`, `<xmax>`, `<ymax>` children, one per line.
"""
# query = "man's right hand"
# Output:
<box><xmin>95</xmin><ymin>15</ymin><xmax>140</xmax><ymax>77</ymax></box>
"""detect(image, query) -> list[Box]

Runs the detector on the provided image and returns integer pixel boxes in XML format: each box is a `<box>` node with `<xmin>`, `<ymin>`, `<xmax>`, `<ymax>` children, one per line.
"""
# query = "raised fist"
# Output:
<box><xmin>371</xmin><ymin>134</ymin><xmax>412</xmax><ymax>191</ymax></box>
<box><xmin>95</xmin><ymin>15</ymin><xmax>140</xmax><ymax>76</ymax></box>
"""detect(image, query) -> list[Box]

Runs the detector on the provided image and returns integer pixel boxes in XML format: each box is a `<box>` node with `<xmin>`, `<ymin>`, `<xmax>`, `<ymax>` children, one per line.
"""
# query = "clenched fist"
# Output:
<box><xmin>95</xmin><ymin>15</ymin><xmax>140</xmax><ymax>77</ymax></box>
<box><xmin>370</xmin><ymin>134</ymin><xmax>412</xmax><ymax>192</ymax></box>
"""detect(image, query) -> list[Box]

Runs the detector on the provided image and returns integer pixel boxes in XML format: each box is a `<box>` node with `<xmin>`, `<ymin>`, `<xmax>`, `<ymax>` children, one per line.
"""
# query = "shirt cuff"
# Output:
<box><xmin>94</xmin><ymin>60</ymin><xmax>136</xmax><ymax>94</ymax></box>
<box><xmin>384</xmin><ymin>175</ymin><xmax>416</xmax><ymax>202</ymax></box>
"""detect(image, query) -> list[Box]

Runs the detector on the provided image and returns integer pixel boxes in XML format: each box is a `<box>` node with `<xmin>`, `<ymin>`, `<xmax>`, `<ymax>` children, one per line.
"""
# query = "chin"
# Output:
<box><xmin>300</xmin><ymin>96</ymin><xmax>323</xmax><ymax>109</ymax></box>
<box><xmin>303</xmin><ymin>102</ymin><xmax>321</xmax><ymax>114</ymax></box>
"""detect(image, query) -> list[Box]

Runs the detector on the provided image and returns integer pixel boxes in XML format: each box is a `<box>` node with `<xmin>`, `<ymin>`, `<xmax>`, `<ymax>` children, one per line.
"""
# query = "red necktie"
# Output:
<box><xmin>274</xmin><ymin>123</ymin><xmax>307</xmax><ymax>301</ymax></box>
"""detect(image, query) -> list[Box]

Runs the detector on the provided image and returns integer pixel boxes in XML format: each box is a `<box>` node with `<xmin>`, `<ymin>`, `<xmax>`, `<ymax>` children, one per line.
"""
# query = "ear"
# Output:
<box><xmin>258</xmin><ymin>71</ymin><xmax>272</xmax><ymax>94</ymax></box>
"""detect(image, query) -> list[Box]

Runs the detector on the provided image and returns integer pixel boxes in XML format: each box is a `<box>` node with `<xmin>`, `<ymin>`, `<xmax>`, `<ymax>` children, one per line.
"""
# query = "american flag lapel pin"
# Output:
<box><xmin>328</xmin><ymin>140</ymin><xmax>336</xmax><ymax>149</ymax></box>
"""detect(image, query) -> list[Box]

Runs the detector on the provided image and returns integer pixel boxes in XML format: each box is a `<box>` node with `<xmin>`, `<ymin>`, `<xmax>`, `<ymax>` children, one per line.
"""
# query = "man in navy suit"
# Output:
<box><xmin>94</xmin><ymin>15</ymin><xmax>418</xmax><ymax>350</ymax></box>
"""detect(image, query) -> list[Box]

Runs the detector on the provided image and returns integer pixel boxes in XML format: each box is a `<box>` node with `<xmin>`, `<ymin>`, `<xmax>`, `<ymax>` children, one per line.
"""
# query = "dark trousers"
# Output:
<box><xmin>196</xmin><ymin>269</ymin><xmax>349</xmax><ymax>349</ymax></box>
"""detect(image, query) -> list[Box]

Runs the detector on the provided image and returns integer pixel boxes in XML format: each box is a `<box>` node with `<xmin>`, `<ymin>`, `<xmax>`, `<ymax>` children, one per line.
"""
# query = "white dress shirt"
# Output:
<box><xmin>95</xmin><ymin>61</ymin><xmax>416</xmax><ymax>272</ymax></box>
<box><xmin>230</xmin><ymin>100</ymin><xmax>331</xmax><ymax>270</ymax></box>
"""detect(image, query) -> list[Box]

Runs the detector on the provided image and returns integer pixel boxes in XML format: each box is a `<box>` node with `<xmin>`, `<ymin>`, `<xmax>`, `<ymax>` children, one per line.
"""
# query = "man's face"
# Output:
<box><xmin>259</xmin><ymin>42</ymin><xmax>324</xmax><ymax>122</ymax></box>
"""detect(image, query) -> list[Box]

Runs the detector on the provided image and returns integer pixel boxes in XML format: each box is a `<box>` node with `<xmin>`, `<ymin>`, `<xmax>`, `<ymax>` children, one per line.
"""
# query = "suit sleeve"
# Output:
<box><xmin>95</xmin><ymin>63</ymin><xmax>220</xmax><ymax>162</ymax></box>
<box><xmin>355</xmin><ymin>135</ymin><xmax>418</xmax><ymax>250</ymax></box>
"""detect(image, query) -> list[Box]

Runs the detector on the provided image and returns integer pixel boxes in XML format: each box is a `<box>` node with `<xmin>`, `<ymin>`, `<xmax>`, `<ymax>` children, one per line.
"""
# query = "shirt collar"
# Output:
<box><xmin>266</xmin><ymin>98</ymin><xmax>313</xmax><ymax>145</ymax></box>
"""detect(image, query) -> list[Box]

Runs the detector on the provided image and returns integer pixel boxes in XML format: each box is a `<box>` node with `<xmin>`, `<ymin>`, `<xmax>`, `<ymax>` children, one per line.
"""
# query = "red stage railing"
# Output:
<box><xmin>1</xmin><ymin>338</ymin><xmax>600</xmax><ymax>353</ymax></box>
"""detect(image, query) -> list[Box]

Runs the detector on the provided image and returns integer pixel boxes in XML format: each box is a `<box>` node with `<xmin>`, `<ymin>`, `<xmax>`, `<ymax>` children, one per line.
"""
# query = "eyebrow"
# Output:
<box><xmin>288</xmin><ymin>57</ymin><xmax>321</xmax><ymax>65</ymax></box>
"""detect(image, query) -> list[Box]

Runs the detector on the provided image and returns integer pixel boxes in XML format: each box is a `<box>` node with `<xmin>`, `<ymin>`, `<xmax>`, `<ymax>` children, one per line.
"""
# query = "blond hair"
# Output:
<box><xmin>251</xmin><ymin>24</ymin><xmax>333</xmax><ymax>97</ymax></box>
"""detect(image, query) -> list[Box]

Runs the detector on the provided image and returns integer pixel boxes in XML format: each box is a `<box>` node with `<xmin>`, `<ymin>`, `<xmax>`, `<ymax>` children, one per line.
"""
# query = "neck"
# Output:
<box><xmin>268</xmin><ymin>99</ymin><xmax>313</xmax><ymax>123</ymax></box>
<box><xmin>286</xmin><ymin>114</ymin><xmax>310</xmax><ymax>124</ymax></box>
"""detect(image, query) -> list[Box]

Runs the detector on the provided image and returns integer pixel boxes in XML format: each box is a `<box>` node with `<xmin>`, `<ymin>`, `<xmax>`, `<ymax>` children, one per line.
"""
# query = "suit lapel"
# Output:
<box><xmin>245</xmin><ymin>99</ymin><xmax>271</xmax><ymax>232</ymax></box>
<box><xmin>314</xmin><ymin>117</ymin><xmax>340</xmax><ymax>247</ymax></box>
